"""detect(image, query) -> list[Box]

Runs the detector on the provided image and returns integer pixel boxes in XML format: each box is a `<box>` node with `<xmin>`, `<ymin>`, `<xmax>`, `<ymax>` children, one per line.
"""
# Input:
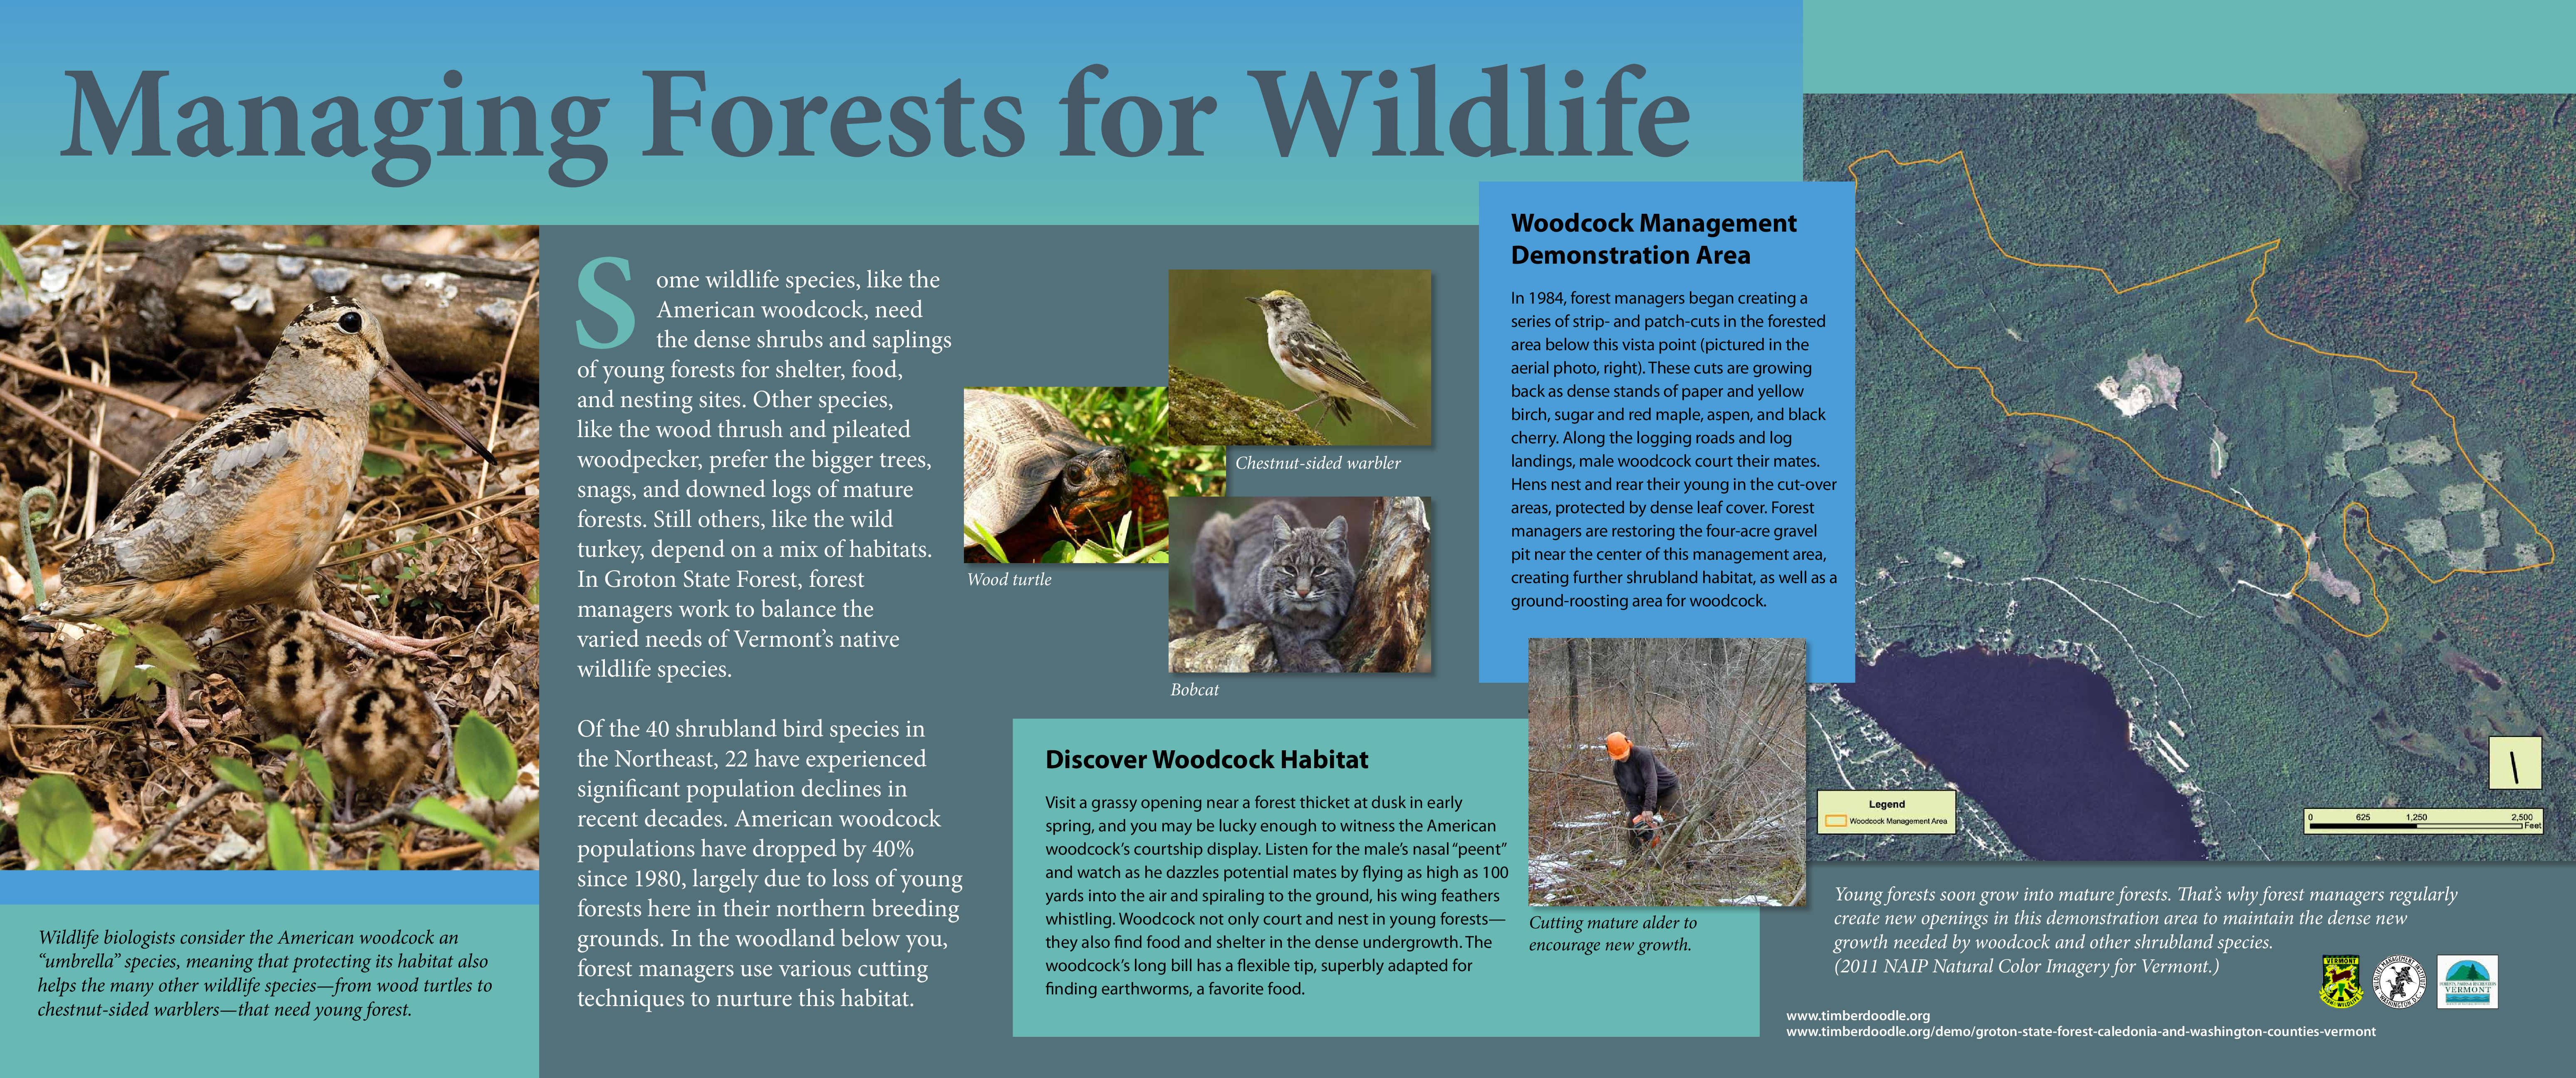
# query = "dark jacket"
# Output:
<box><xmin>1612</xmin><ymin>746</ymin><xmax>1681</xmax><ymax>817</ymax></box>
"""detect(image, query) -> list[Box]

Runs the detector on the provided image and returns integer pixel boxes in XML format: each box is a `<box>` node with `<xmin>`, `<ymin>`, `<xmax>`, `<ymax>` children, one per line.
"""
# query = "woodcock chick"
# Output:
<box><xmin>25</xmin><ymin>296</ymin><xmax>494</xmax><ymax>745</ymax></box>
<box><xmin>1</xmin><ymin>594</ymin><xmax>76</xmax><ymax>757</ymax></box>
<box><xmin>245</xmin><ymin>609</ymin><xmax>336</xmax><ymax>741</ymax></box>
<box><xmin>319</xmin><ymin>656</ymin><xmax>437</xmax><ymax>819</ymax></box>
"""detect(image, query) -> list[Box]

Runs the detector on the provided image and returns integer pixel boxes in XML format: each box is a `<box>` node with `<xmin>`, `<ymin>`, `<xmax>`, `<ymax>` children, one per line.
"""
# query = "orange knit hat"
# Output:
<box><xmin>1605</xmin><ymin>732</ymin><xmax>1631</xmax><ymax>760</ymax></box>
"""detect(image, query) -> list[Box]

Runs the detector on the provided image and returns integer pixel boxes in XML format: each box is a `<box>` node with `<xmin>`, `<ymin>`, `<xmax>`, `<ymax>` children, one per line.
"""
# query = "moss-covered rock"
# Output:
<box><xmin>1167</xmin><ymin>365</ymin><xmax>1327</xmax><ymax>446</ymax></box>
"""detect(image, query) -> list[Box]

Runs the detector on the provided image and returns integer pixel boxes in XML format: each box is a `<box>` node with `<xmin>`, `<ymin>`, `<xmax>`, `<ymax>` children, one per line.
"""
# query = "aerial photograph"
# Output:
<box><xmin>1804</xmin><ymin>95</ymin><xmax>2569</xmax><ymax>861</ymax></box>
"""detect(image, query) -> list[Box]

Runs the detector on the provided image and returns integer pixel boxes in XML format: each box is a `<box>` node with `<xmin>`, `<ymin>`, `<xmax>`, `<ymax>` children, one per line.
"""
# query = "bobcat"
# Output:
<box><xmin>1191</xmin><ymin>500</ymin><xmax>1355</xmax><ymax>673</ymax></box>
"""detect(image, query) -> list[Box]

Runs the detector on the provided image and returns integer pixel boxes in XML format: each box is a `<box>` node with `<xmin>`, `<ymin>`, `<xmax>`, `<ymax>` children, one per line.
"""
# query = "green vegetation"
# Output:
<box><xmin>968</xmin><ymin>386</ymin><xmax>1212</xmax><ymax>564</ymax></box>
<box><xmin>89</xmin><ymin>617</ymin><xmax>198</xmax><ymax>709</ymax></box>
<box><xmin>17</xmin><ymin>775</ymin><xmax>93</xmax><ymax>869</ymax></box>
<box><xmin>1807</xmin><ymin>94</ymin><xmax>2573</xmax><ymax>861</ymax></box>
<box><xmin>208</xmin><ymin>742</ymin><xmax>325</xmax><ymax>870</ymax></box>
<box><xmin>1167</xmin><ymin>270</ymin><xmax>1432</xmax><ymax>446</ymax></box>
<box><xmin>413</xmin><ymin>710</ymin><xmax>537</xmax><ymax>865</ymax></box>
<box><xmin>977</xmin><ymin>385</ymin><xmax>1224</xmax><ymax>504</ymax></box>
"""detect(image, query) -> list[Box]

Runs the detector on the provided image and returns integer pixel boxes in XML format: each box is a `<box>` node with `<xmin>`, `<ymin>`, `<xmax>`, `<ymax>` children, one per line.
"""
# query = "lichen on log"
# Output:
<box><xmin>1166</xmin><ymin>365</ymin><xmax>1327</xmax><ymax>446</ymax></box>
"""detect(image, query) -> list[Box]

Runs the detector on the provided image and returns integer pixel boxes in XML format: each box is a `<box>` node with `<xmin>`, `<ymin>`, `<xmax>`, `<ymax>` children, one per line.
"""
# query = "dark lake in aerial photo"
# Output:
<box><xmin>1841</xmin><ymin>645</ymin><xmax>2206</xmax><ymax>860</ymax></box>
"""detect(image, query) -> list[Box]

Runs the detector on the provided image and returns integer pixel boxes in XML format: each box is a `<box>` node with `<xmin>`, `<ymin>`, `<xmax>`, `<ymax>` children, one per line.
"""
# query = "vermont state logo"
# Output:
<box><xmin>2321</xmin><ymin>954</ymin><xmax>2363</xmax><ymax>1008</ymax></box>
<box><xmin>2436</xmin><ymin>955</ymin><xmax>2497</xmax><ymax>1009</ymax></box>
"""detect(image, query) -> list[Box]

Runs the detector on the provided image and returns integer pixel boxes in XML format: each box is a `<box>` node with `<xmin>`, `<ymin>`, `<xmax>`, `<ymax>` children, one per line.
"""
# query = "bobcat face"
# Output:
<box><xmin>1262</xmin><ymin>515</ymin><xmax>1350</xmax><ymax>616</ymax></box>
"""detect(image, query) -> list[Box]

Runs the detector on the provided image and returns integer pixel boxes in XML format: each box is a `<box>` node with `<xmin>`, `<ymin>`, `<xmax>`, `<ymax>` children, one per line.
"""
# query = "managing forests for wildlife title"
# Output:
<box><xmin>60</xmin><ymin>64</ymin><xmax>1699</xmax><ymax>188</ymax></box>
<box><xmin>1046</xmin><ymin>749</ymin><xmax>1372</xmax><ymax>771</ymax></box>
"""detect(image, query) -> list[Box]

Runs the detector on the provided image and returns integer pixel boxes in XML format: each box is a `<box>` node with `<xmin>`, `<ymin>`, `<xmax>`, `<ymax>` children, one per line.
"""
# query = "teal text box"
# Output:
<box><xmin>9</xmin><ymin>904</ymin><xmax>537</xmax><ymax>1075</ymax></box>
<box><xmin>1012</xmin><ymin>717</ymin><xmax>1756</xmax><ymax>1036</ymax></box>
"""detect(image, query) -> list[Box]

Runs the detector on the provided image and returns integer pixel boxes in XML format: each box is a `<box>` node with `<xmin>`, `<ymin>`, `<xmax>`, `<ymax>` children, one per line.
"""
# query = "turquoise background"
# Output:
<box><xmin>1012</xmin><ymin>718</ymin><xmax>1758</xmax><ymax>1036</ymax></box>
<box><xmin>2</xmin><ymin>1</ymin><xmax>1799</xmax><ymax>224</ymax></box>
<box><xmin>7</xmin><ymin>904</ymin><xmax>537</xmax><ymax>1074</ymax></box>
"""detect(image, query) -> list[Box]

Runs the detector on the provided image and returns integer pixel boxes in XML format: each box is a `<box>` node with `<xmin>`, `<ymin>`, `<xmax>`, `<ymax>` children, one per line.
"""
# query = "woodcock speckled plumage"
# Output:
<box><xmin>0</xmin><ymin>593</ymin><xmax>75</xmax><ymax>767</ymax></box>
<box><xmin>1</xmin><ymin>596</ymin><xmax>74</xmax><ymax>727</ymax></box>
<box><xmin>26</xmin><ymin>296</ymin><xmax>493</xmax><ymax>744</ymax></box>
<box><xmin>319</xmin><ymin>656</ymin><xmax>436</xmax><ymax>818</ymax></box>
<box><xmin>245</xmin><ymin>609</ymin><xmax>337</xmax><ymax>741</ymax></box>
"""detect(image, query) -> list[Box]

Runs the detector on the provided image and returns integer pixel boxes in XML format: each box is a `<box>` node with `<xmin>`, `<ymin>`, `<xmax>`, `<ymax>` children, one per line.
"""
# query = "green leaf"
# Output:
<box><xmin>95</xmin><ymin>637</ymin><xmax>136</xmax><ymax>700</ymax></box>
<box><xmin>0</xmin><ymin>241</ymin><xmax>25</xmax><ymax>298</ymax></box>
<box><xmin>1070</xmin><ymin>543</ymin><xmax>1114</xmax><ymax>563</ymax></box>
<box><xmin>525</xmin><ymin>576</ymin><xmax>539</xmax><ymax>605</ymax></box>
<box><xmin>361</xmin><ymin>452</ymin><xmax>406</xmax><ymax>477</ymax></box>
<box><xmin>280</xmin><ymin>752</ymin><xmax>304</xmax><ymax>799</ymax></box>
<box><xmin>1145</xmin><ymin>551</ymin><xmax>1169</xmax><ymax>564</ymax></box>
<box><xmin>1113</xmin><ymin>537</ymin><xmax>1170</xmax><ymax>565</ymax></box>
<box><xmin>126</xmin><ymin>623</ymin><xmax>200</xmax><ymax>672</ymax></box>
<box><xmin>1038</xmin><ymin>541</ymin><xmax>1075</xmax><ymax>564</ymax></box>
<box><xmin>376</xmin><ymin>839</ymin><xmax>401</xmax><ymax>872</ymax></box>
<box><xmin>963</xmin><ymin>519</ymin><xmax>1008</xmax><ymax>562</ymax></box>
<box><xmin>264</xmin><ymin>804</ymin><xmax>310</xmax><ymax>870</ymax></box>
<box><xmin>123</xmin><ymin>668</ymin><xmax>160</xmax><ymax>702</ymax></box>
<box><xmin>20</xmin><ymin>775</ymin><xmax>94</xmax><ymax>870</ymax></box>
<box><xmin>302</xmin><ymin>749</ymin><xmax>334</xmax><ymax>810</ymax></box>
<box><xmin>454</xmin><ymin>711</ymin><xmax>518</xmax><ymax>802</ymax></box>
<box><xmin>411</xmin><ymin>797</ymin><xmax>507</xmax><ymax>862</ymax></box>
<box><xmin>303</xmin><ymin>234</ymin><xmax>326</xmax><ymax>246</ymax></box>
<box><xmin>257</xmin><ymin>735</ymin><xmax>302</xmax><ymax>752</ymax></box>
<box><xmin>501</xmin><ymin>802</ymin><xmax>540</xmax><ymax>849</ymax></box>
<box><xmin>208</xmin><ymin>757</ymin><xmax>266</xmax><ymax>800</ymax></box>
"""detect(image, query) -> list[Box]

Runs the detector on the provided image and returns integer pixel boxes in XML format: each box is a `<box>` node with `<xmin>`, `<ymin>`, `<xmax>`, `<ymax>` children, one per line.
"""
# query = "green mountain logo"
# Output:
<box><xmin>2445</xmin><ymin>962</ymin><xmax>2490</xmax><ymax>980</ymax></box>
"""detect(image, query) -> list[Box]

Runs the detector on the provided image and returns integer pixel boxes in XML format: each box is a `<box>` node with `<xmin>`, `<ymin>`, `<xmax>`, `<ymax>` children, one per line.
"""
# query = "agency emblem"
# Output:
<box><xmin>2373</xmin><ymin>955</ymin><xmax>2424</xmax><ymax>1008</ymax></box>
<box><xmin>2321</xmin><ymin>954</ymin><xmax>2363</xmax><ymax>1009</ymax></box>
<box><xmin>2435</xmin><ymin>955</ymin><xmax>2498</xmax><ymax>1009</ymax></box>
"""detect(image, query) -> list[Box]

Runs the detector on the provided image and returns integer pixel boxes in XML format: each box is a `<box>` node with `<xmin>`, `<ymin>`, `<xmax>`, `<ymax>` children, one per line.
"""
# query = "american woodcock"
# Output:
<box><xmin>26</xmin><ymin>296</ymin><xmax>494</xmax><ymax>745</ymax></box>
<box><xmin>245</xmin><ymin>609</ymin><xmax>337</xmax><ymax>740</ymax></box>
<box><xmin>319</xmin><ymin>656</ymin><xmax>435</xmax><ymax>818</ymax></box>
<box><xmin>0</xmin><ymin>593</ymin><xmax>75</xmax><ymax>766</ymax></box>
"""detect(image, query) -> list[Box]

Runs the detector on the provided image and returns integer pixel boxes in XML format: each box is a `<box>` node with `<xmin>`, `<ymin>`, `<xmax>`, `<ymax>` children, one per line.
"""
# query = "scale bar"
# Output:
<box><xmin>2304</xmin><ymin>808</ymin><xmax>2545</xmax><ymax>835</ymax></box>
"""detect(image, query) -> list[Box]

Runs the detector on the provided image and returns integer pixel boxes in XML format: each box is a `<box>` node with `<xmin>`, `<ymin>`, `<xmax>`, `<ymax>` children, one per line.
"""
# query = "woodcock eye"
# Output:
<box><xmin>337</xmin><ymin>311</ymin><xmax>363</xmax><ymax>333</ymax></box>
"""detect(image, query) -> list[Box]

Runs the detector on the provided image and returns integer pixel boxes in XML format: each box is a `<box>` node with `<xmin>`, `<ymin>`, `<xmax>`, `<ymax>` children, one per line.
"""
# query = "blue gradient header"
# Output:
<box><xmin>2</xmin><ymin>1</ymin><xmax>1800</xmax><ymax>223</ymax></box>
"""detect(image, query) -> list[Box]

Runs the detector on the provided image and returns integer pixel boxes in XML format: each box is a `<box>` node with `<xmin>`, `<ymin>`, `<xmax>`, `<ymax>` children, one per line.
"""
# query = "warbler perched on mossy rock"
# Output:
<box><xmin>1245</xmin><ymin>291</ymin><xmax>1415</xmax><ymax>428</ymax></box>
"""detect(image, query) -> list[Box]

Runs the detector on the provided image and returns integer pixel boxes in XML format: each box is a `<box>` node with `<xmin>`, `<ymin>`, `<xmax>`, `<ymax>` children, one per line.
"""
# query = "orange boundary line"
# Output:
<box><xmin>1848</xmin><ymin>150</ymin><xmax>2557</xmax><ymax>638</ymax></box>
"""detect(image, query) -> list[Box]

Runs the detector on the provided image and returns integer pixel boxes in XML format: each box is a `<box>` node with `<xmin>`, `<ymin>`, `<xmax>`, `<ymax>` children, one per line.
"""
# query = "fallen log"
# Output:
<box><xmin>55</xmin><ymin>235</ymin><xmax>538</xmax><ymax>383</ymax></box>
<box><xmin>1166</xmin><ymin>365</ymin><xmax>1325</xmax><ymax>446</ymax></box>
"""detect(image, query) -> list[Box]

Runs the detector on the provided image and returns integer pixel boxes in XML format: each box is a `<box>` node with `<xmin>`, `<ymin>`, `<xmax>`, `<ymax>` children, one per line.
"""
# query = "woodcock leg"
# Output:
<box><xmin>309</xmin><ymin>609</ymin><xmax>450</xmax><ymax>658</ymax></box>
<box><xmin>157</xmin><ymin>674</ymin><xmax>209</xmax><ymax>746</ymax></box>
